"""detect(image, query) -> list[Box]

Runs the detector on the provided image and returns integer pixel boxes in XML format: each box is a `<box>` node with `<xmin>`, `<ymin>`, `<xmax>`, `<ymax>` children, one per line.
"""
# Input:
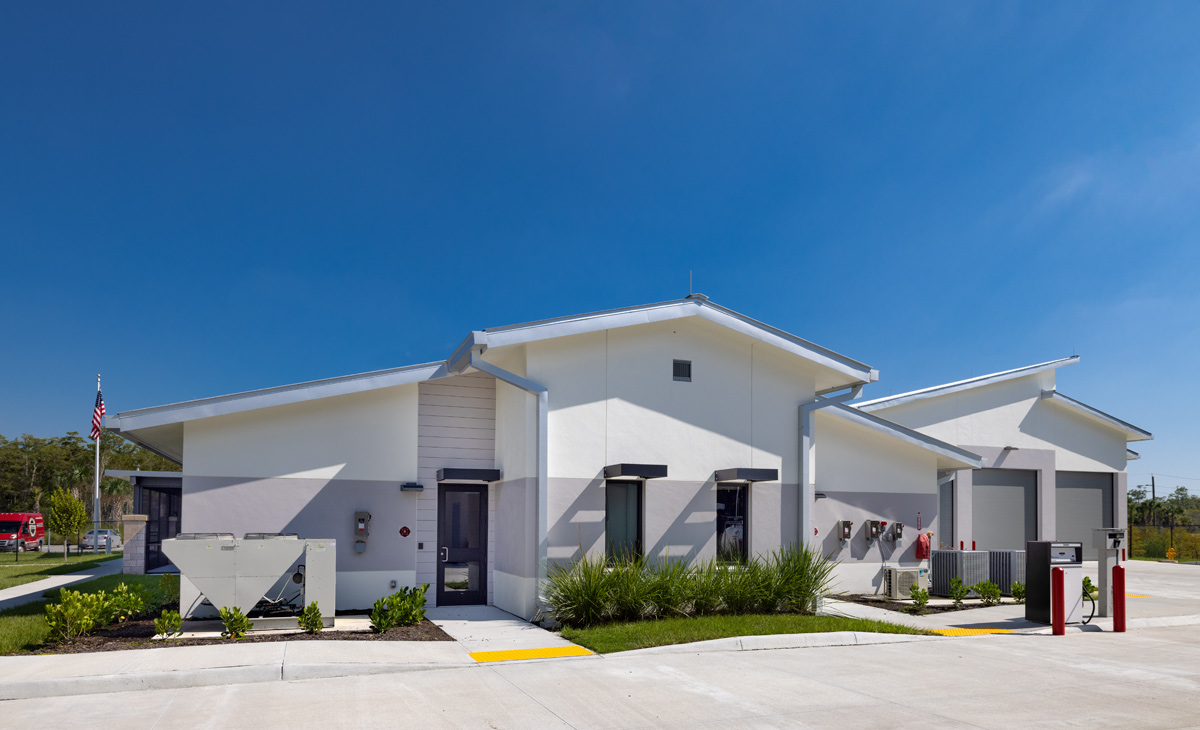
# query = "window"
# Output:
<box><xmin>716</xmin><ymin>483</ymin><xmax>748</xmax><ymax>562</ymax></box>
<box><xmin>673</xmin><ymin>359</ymin><xmax>692</xmax><ymax>382</ymax></box>
<box><xmin>606</xmin><ymin>480</ymin><xmax>643</xmax><ymax>560</ymax></box>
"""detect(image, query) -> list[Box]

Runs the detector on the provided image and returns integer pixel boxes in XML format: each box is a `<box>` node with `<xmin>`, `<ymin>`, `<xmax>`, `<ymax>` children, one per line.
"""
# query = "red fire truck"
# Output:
<box><xmin>0</xmin><ymin>513</ymin><xmax>45</xmax><ymax>552</ymax></box>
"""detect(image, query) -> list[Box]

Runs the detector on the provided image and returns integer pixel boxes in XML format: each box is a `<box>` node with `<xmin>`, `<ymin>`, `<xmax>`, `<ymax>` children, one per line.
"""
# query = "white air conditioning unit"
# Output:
<box><xmin>884</xmin><ymin>567</ymin><xmax>929</xmax><ymax>600</ymax></box>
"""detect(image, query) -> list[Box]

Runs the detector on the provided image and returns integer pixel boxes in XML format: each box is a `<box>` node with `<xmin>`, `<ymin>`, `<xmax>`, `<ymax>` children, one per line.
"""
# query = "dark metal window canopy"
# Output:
<box><xmin>436</xmin><ymin>468</ymin><xmax>501</xmax><ymax>483</ymax></box>
<box><xmin>713</xmin><ymin>468</ymin><xmax>778</xmax><ymax>483</ymax></box>
<box><xmin>603</xmin><ymin>463</ymin><xmax>668</xmax><ymax>480</ymax></box>
<box><xmin>400</xmin><ymin>482</ymin><xmax>424</xmax><ymax>492</ymax></box>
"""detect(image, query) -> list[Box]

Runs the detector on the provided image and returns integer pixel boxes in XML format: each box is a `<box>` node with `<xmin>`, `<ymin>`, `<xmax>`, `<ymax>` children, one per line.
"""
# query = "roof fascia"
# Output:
<box><xmin>1039</xmin><ymin>390</ymin><xmax>1153</xmax><ymax>442</ymax></box>
<box><xmin>105</xmin><ymin>470</ymin><xmax>184</xmax><ymax>481</ymax></box>
<box><xmin>110</xmin><ymin>361</ymin><xmax>446</xmax><ymax>432</ymax></box>
<box><xmin>480</xmin><ymin>298</ymin><xmax>876</xmax><ymax>384</ymax></box>
<box><xmin>856</xmin><ymin>356</ymin><xmax>1080</xmax><ymax>412</ymax></box>
<box><xmin>825</xmin><ymin>403</ymin><xmax>987</xmax><ymax>470</ymax></box>
<box><xmin>1126</xmin><ymin>448</ymin><xmax>1140</xmax><ymax>461</ymax></box>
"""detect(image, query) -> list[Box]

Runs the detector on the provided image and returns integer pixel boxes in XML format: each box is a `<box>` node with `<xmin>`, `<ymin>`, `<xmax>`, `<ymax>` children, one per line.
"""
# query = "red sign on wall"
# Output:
<box><xmin>399</xmin><ymin>526</ymin><xmax>410</xmax><ymax>537</ymax></box>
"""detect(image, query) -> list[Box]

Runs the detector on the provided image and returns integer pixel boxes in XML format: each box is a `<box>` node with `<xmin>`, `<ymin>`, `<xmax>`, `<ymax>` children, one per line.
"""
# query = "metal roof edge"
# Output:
<box><xmin>824</xmin><ymin>403</ymin><xmax>987</xmax><ymax>469</ymax></box>
<box><xmin>106</xmin><ymin>470</ymin><xmax>184</xmax><ymax>481</ymax></box>
<box><xmin>481</xmin><ymin>297</ymin><xmax>875</xmax><ymax>382</ymax></box>
<box><xmin>111</xmin><ymin>361</ymin><xmax>446</xmax><ymax>431</ymax></box>
<box><xmin>1126</xmin><ymin>448</ymin><xmax>1140</xmax><ymax>461</ymax></box>
<box><xmin>1039</xmin><ymin>390</ymin><xmax>1153</xmax><ymax>442</ymax></box>
<box><xmin>855</xmin><ymin>356</ymin><xmax>1080</xmax><ymax>412</ymax></box>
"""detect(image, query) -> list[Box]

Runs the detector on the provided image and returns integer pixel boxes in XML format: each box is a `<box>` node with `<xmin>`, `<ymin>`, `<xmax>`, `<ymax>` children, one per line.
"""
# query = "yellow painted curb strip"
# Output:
<box><xmin>930</xmin><ymin>627</ymin><xmax>1016</xmax><ymax>637</ymax></box>
<box><xmin>1125</xmin><ymin>593</ymin><xmax>1150</xmax><ymax>598</ymax></box>
<box><xmin>469</xmin><ymin>646</ymin><xmax>595</xmax><ymax>663</ymax></box>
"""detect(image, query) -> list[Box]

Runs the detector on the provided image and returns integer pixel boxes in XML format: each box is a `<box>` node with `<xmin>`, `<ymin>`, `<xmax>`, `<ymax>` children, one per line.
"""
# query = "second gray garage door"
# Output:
<box><xmin>972</xmin><ymin>469</ymin><xmax>1037</xmax><ymax>551</ymax></box>
<box><xmin>1056</xmin><ymin>471</ymin><xmax>1113</xmax><ymax>560</ymax></box>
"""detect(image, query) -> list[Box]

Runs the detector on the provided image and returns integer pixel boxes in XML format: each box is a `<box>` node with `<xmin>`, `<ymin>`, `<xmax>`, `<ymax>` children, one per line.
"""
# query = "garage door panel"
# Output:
<box><xmin>972</xmin><ymin>469</ymin><xmax>1037</xmax><ymax>551</ymax></box>
<box><xmin>1056</xmin><ymin>471</ymin><xmax>1113</xmax><ymax>560</ymax></box>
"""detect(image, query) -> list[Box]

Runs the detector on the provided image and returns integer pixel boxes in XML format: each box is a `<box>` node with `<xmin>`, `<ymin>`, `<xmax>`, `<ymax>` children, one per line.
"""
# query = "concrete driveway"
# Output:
<box><xmin>9</xmin><ymin>623</ymin><xmax>1200</xmax><ymax>729</ymax></box>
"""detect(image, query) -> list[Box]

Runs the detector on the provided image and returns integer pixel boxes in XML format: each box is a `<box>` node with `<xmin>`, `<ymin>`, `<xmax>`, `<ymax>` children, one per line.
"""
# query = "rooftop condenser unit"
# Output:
<box><xmin>988</xmin><ymin>550</ymin><xmax>1026</xmax><ymax>595</ymax></box>
<box><xmin>162</xmin><ymin>533</ymin><xmax>336</xmax><ymax>629</ymax></box>
<box><xmin>883</xmin><ymin>567</ymin><xmax>929</xmax><ymax>600</ymax></box>
<box><xmin>930</xmin><ymin>550</ymin><xmax>989</xmax><ymax>597</ymax></box>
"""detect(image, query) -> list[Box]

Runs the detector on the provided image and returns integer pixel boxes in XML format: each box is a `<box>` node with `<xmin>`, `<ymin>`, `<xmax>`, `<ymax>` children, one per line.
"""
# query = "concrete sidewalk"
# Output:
<box><xmin>0</xmin><ymin>557</ymin><xmax>124</xmax><ymax>612</ymax></box>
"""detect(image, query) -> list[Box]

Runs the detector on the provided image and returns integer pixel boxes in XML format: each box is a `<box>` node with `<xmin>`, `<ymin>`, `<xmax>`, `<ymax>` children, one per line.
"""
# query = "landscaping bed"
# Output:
<box><xmin>27</xmin><ymin>615</ymin><xmax>453</xmax><ymax>654</ymax></box>
<box><xmin>833</xmin><ymin>593</ymin><xmax>1002</xmax><ymax>615</ymax></box>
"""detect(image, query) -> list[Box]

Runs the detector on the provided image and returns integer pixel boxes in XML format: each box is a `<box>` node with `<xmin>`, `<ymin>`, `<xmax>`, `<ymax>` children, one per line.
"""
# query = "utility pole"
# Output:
<box><xmin>1151</xmin><ymin>475</ymin><xmax>1156</xmax><ymax>528</ymax></box>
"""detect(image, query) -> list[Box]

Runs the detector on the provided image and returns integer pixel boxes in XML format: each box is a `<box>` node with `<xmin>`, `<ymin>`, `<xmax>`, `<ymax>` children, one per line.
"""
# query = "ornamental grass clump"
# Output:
<box><xmin>542</xmin><ymin>544</ymin><xmax>838</xmax><ymax>629</ymax></box>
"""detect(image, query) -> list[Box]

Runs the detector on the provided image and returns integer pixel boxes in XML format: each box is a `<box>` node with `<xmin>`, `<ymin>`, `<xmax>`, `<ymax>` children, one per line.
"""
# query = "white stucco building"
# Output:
<box><xmin>107</xmin><ymin>296</ymin><xmax>1150</xmax><ymax>618</ymax></box>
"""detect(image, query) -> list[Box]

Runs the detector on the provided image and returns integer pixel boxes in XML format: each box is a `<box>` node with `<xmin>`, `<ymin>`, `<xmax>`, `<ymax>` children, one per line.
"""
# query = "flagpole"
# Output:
<box><xmin>94</xmin><ymin>374</ymin><xmax>101</xmax><ymax>554</ymax></box>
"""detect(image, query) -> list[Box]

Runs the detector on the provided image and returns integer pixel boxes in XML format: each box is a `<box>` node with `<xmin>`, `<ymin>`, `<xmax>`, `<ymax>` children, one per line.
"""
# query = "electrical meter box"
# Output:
<box><xmin>354</xmin><ymin>511</ymin><xmax>371</xmax><ymax>553</ymax></box>
<box><xmin>838</xmin><ymin>520</ymin><xmax>853</xmax><ymax>541</ymax></box>
<box><xmin>866</xmin><ymin>520</ymin><xmax>881</xmax><ymax>541</ymax></box>
<box><xmin>1094</xmin><ymin>529</ymin><xmax>1125</xmax><ymax>551</ymax></box>
<box><xmin>892</xmin><ymin>522</ymin><xmax>904</xmax><ymax>540</ymax></box>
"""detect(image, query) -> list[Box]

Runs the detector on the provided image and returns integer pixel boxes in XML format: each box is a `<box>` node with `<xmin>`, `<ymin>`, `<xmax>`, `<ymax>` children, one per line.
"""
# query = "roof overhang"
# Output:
<box><xmin>479</xmin><ymin>298</ymin><xmax>877</xmax><ymax>390</ymax></box>
<box><xmin>109</xmin><ymin>361</ymin><xmax>445</xmax><ymax>433</ymax></box>
<box><xmin>436</xmin><ymin>468</ymin><xmax>501</xmax><ymax>482</ymax></box>
<box><xmin>856</xmin><ymin>356</ymin><xmax>1079</xmax><ymax>412</ymax></box>
<box><xmin>714</xmin><ymin>468</ymin><xmax>778</xmax><ymax>483</ymax></box>
<box><xmin>105</xmin><ymin>470</ymin><xmax>184</xmax><ymax>482</ymax></box>
<box><xmin>823</xmin><ymin>403</ymin><xmax>986</xmax><ymax>471</ymax></box>
<box><xmin>1126</xmin><ymin>448</ymin><xmax>1140</xmax><ymax>461</ymax></box>
<box><xmin>604</xmin><ymin>463</ymin><xmax>668</xmax><ymax>480</ymax></box>
<box><xmin>1039</xmin><ymin>390</ymin><xmax>1153</xmax><ymax>442</ymax></box>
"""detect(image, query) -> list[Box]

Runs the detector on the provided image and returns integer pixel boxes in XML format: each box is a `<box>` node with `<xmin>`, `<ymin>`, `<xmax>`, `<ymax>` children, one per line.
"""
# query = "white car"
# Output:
<box><xmin>80</xmin><ymin>529</ymin><xmax>122</xmax><ymax>550</ymax></box>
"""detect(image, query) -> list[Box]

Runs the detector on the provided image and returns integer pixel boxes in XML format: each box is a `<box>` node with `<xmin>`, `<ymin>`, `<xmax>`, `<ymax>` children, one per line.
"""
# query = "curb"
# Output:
<box><xmin>613</xmin><ymin>631</ymin><xmax>939</xmax><ymax>657</ymax></box>
<box><xmin>0</xmin><ymin>660</ymin><xmax>480</xmax><ymax>701</ymax></box>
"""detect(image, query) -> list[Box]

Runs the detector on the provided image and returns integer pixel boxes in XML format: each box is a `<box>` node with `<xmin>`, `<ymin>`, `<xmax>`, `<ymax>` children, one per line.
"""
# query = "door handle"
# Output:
<box><xmin>440</xmin><ymin>547</ymin><xmax>448</xmax><ymax>563</ymax></box>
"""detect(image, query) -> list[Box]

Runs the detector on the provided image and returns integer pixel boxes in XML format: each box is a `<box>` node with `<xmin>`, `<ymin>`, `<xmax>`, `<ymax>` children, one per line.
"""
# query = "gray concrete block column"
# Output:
<box><xmin>122</xmin><ymin>515</ymin><xmax>148</xmax><ymax>575</ymax></box>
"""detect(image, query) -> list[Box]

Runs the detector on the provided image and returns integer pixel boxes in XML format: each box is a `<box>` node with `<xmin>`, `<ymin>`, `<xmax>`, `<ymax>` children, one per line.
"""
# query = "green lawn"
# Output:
<box><xmin>0</xmin><ymin>552</ymin><xmax>122</xmax><ymax>590</ymax></box>
<box><xmin>0</xmin><ymin>573</ymin><xmax>161</xmax><ymax>655</ymax></box>
<box><xmin>560</xmin><ymin>613</ymin><xmax>929</xmax><ymax>654</ymax></box>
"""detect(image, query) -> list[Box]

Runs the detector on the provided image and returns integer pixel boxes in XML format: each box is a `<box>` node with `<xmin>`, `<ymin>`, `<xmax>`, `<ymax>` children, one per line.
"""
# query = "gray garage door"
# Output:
<box><xmin>1056</xmin><ymin>471</ymin><xmax>1113</xmax><ymax>560</ymax></box>
<box><xmin>972</xmin><ymin>469</ymin><xmax>1037</xmax><ymax>551</ymax></box>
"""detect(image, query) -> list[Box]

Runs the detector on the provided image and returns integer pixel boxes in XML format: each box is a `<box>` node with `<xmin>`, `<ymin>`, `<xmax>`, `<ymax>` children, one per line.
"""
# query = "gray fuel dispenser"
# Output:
<box><xmin>1026</xmin><ymin>541</ymin><xmax>1083</xmax><ymax>625</ymax></box>
<box><xmin>1093</xmin><ymin>528</ymin><xmax>1125</xmax><ymax>618</ymax></box>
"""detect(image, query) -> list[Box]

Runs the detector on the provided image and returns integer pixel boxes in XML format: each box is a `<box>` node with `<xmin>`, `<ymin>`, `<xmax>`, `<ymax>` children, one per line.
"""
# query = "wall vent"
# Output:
<box><xmin>673</xmin><ymin>360</ymin><xmax>692</xmax><ymax>382</ymax></box>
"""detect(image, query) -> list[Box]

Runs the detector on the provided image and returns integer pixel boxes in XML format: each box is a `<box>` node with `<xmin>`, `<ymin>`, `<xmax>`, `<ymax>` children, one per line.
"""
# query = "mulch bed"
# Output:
<box><xmin>30</xmin><ymin>616</ymin><xmax>454</xmax><ymax>655</ymax></box>
<box><xmin>834</xmin><ymin>593</ymin><xmax>1006</xmax><ymax>615</ymax></box>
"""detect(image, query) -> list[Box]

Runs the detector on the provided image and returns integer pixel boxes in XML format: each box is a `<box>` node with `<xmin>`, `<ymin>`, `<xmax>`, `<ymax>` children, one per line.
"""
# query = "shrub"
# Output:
<box><xmin>544</xmin><ymin>553</ymin><xmax>612</xmax><ymax>628</ymax></box>
<box><xmin>908</xmin><ymin>583</ymin><xmax>930</xmax><ymax>615</ymax></box>
<box><xmin>107</xmin><ymin>583</ymin><xmax>146</xmax><ymax>623</ymax></box>
<box><xmin>153</xmin><ymin>574</ymin><xmax>180</xmax><ymax>610</ymax></box>
<box><xmin>1011</xmin><ymin>581</ymin><xmax>1026</xmax><ymax>604</ymax></box>
<box><xmin>949</xmin><ymin>577</ymin><xmax>969</xmax><ymax>608</ymax></box>
<box><xmin>1082</xmin><ymin>576</ymin><xmax>1098</xmax><ymax>596</ymax></box>
<box><xmin>219</xmin><ymin>606</ymin><xmax>252</xmax><ymax>639</ymax></box>
<box><xmin>298</xmin><ymin>601</ymin><xmax>324</xmax><ymax>634</ymax></box>
<box><xmin>369</xmin><ymin>585</ymin><xmax>430</xmax><ymax>633</ymax></box>
<box><xmin>154</xmin><ymin>609</ymin><xmax>183</xmax><ymax>639</ymax></box>
<box><xmin>44</xmin><ymin>589</ymin><xmax>109</xmax><ymax>642</ymax></box>
<box><xmin>542</xmin><ymin>545</ymin><xmax>838</xmax><ymax>629</ymax></box>
<box><xmin>973</xmin><ymin>580</ymin><xmax>1001</xmax><ymax>607</ymax></box>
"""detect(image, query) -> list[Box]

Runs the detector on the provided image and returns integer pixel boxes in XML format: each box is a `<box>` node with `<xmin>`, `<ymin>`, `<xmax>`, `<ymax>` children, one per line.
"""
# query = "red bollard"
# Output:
<box><xmin>1052</xmin><ymin>567</ymin><xmax>1066</xmax><ymax>635</ymax></box>
<box><xmin>972</xmin><ymin>541</ymin><xmax>976</xmax><ymax>550</ymax></box>
<box><xmin>1113</xmin><ymin>565</ymin><xmax>1126</xmax><ymax>633</ymax></box>
<box><xmin>960</xmin><ymin>540</ymin><xmax>964</xmax><ymax>550</ymax></box>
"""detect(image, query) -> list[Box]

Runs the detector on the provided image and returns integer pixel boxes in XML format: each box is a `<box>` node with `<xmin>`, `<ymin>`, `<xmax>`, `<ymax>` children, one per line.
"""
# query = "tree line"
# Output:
<box><xmin>1128</xmin><ymin>484</ymin><xmax>1199</xmax><ymax>530</ymax></box>
<box><xmin>0</xmin><ymin>431</ymin><xmax>179</xmax><ymax>521</ymax></box>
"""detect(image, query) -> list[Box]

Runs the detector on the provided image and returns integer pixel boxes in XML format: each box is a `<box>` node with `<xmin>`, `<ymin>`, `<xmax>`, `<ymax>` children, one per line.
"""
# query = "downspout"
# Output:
<box><xmin>799</xmin><ymin>386</ymin><xmax>863</xmax><ymax>549</ymax></box>
<box><xmin>468</xmin><ymin>353</ymin><xmax>549</xmax><ymax>611</ymax></box>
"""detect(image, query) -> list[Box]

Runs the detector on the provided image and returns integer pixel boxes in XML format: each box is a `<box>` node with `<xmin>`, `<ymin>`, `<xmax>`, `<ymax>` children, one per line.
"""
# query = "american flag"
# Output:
<box><xmin>91</xmin><ymin>389</ymin><xmax>106</xmax><ymax>440</ymax></box>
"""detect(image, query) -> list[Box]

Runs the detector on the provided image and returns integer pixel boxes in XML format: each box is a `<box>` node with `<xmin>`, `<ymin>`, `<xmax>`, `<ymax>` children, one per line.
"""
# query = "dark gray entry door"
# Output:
<box><xmin>1056</xmin><ymin>471</ymin><xmax>1113</xmax><ymax>560</ymax></box>
<box><xmin>437</xmin><ymin>485</ymin><xmax>488</xmax><ymax>606</ymax></box>
<box><xmin>972</xmin><ymin>469</ymin><xmax>1037</xmax><ymax>551</ymax></box>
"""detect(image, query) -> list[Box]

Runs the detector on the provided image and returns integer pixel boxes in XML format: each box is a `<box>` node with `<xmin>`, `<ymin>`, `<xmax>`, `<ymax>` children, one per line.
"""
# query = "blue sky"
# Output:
<box><xmin>1</xmin><ymin>3</ymin><xmax>1196</xmax><ymax>495</ymax></box>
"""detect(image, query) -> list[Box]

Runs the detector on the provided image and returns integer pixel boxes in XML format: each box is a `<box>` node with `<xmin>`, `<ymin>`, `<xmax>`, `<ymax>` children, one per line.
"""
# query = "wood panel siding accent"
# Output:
<box><xmin>416</xmin><ymin>371</ymin><xmax>498</xmax><ymax>604</ymax></box>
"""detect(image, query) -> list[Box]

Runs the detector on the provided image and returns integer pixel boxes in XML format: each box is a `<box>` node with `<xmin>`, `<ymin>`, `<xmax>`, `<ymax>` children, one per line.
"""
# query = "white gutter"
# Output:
<box><xmin>798</xmin><ymin>386</ymin><xmax>862</xmax><ymax>549</ymax></box>
<box><xmin>466</xmin><ymin>352</ymin><xmax>550</xmax><ymax>610</ymax></box>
